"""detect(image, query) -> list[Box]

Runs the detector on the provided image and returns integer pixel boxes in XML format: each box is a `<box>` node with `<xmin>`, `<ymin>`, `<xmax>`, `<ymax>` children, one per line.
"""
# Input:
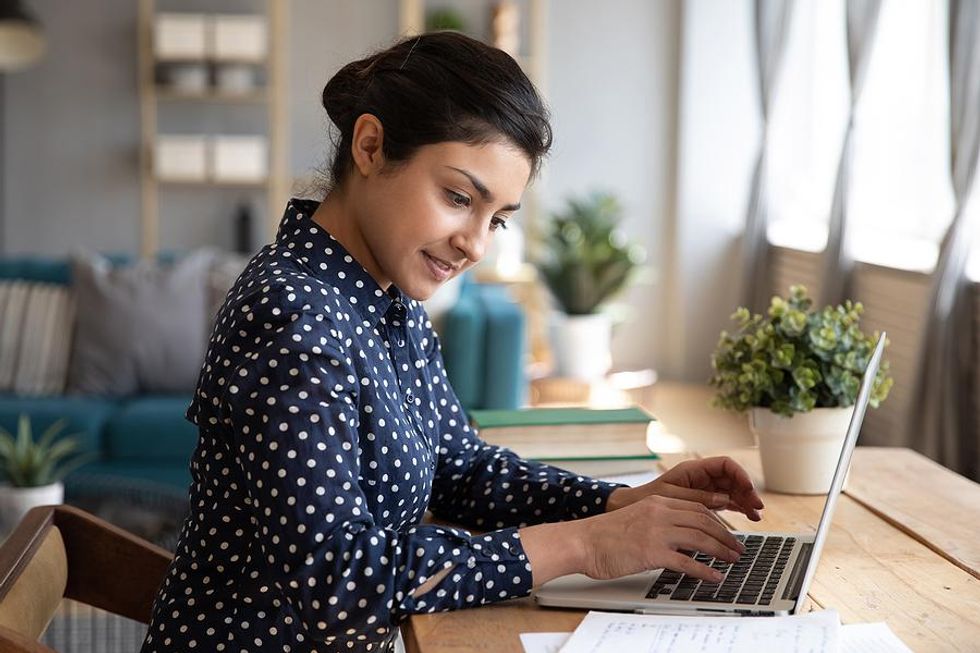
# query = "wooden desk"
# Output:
<box><xmin>404</xmin><ymin>446</ymin><xmax>980</xmax><ymax>653</ymax></box>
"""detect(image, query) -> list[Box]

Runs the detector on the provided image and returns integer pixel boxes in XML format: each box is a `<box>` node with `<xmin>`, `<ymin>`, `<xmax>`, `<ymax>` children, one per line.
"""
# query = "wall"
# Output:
<box><xmin>1</xmin><ymin>0</ymin><xmax>142</xmax><ymax>255</ymax></box>
<box><xmin>666</xmin><ymin>0</ymin><xmax>758</xmax><ymax>381</ymax></box>
<box><xmin>540</xmin><ymin>0</ymin><xmax>681</xmax><ymax>373</ymax></box>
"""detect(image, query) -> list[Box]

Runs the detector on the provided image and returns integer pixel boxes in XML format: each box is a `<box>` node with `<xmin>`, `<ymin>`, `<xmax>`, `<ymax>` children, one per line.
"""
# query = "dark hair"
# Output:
<box><xmin>320</xmin><ymin>31</ymin><xmax>552</xmax><ymax>190</ymax></box>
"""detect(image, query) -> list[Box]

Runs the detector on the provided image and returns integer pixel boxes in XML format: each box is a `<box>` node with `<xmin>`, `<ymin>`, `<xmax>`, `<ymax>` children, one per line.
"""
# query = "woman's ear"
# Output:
<box><xmin>350</xmin><ymin>114</ymin><xmax>386</xmax><ymax>177</ymax></box>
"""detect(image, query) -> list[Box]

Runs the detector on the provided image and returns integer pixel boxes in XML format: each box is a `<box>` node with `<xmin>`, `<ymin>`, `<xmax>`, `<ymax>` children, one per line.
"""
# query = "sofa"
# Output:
<box><xmin>0</xmin><ymin>254</ymin><xmax>526</xmax><ymax>495</ymax></box>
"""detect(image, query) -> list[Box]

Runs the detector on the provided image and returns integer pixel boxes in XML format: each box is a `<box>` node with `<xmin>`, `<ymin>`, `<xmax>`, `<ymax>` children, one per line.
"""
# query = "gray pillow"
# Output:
<box><xmin>67</xmin><ymin>250</ymin><xmax>213</xmax><ymax>396</ymax></box>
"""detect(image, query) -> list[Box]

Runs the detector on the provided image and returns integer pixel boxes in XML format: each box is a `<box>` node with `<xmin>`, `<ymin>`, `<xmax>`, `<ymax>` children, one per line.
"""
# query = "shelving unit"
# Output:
<box><xmin>137</xmin><ymin>0</ymin><xmax>289</xmax><ymax>258</ymax></box>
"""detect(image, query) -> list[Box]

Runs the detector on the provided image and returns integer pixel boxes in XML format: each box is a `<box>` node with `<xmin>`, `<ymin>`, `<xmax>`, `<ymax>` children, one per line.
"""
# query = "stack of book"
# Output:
<box><xmin>467</xmin><ymin>407</ymin><xmax>659</xmax><ymax>477</ymax></box>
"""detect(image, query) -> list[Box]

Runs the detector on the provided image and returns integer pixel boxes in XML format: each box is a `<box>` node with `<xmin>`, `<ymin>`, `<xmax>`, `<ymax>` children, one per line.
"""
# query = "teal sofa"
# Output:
<box><xmin>0</xmin><ymin>257</ymin><xmax>526</xmax><ymax>494</ymax></box>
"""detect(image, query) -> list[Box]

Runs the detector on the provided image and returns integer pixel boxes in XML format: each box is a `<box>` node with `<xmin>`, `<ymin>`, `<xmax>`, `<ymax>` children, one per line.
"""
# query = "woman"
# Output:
<box><xmin>141</xmin><ymin>31</ymin><xmax>763</xmax><ymax>653</ymax></box>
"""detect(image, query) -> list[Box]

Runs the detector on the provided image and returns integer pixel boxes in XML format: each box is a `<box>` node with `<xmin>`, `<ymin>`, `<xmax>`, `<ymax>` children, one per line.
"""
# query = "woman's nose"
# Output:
<box><xmin>451</xmin><ymin>222</ymin><xmax>489</xmax><ymax>263</ymax></box>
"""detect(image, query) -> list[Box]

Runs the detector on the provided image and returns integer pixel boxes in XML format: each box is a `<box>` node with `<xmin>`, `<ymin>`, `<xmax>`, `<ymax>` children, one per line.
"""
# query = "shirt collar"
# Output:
<box><xmin>277</xmin><ymin>198</ymin><xmax>407</xmax><ymax>326</ymax></box>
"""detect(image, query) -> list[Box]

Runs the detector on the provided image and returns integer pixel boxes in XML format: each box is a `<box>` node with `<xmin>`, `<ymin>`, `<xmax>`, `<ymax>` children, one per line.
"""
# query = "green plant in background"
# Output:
<box><xmin>710</xmin><ymin>285</ymin><xmax>893</xmax><ymax>417</ymax></box>
<box><xmin>0</xmin><ymin>415</ymin><xmax>94</xmax><ymax>487</ymax></box>
<box><xmin>535</xmin><ymin>191</ymin><xmax>645</xmax><ymax>315</ymax></box>
<box><xmin>426</xmin><ymin>8</ymin><xmax>467</xmax><ymax>32</ymax></box>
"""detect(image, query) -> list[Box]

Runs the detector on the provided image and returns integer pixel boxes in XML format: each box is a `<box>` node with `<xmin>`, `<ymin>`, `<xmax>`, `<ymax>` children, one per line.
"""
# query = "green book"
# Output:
<box><xmin>468</xmin><ymin>407</ymin><xmax>659</xmax><ymax>462</ymax></box>
<box><xmin>468</xmin><ymin>407</ymin><xmax>654</xmax><ymax>428</ymax></box>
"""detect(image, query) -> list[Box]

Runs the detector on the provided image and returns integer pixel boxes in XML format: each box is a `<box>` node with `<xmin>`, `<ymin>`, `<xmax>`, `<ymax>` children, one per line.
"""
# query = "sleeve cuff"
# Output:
<box><xmin>561</xmin><ymin>476</ymin><xmax>626</xmax><ymax>520</ymax></box>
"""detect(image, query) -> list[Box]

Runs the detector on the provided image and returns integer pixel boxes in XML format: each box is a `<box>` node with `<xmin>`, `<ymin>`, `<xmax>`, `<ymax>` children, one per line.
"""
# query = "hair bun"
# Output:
<box><xmin>321</xmin><ymin>58</ymin><xmax>375</xmax><ymax>129</ymax></box>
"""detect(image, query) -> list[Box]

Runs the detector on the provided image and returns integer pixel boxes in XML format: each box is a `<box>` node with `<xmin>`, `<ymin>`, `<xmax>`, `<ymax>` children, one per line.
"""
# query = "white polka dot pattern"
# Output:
<box><xmin>140</xmin><ymin>200</ymin><xmax>621</xmax><ymax>652</ymax></box>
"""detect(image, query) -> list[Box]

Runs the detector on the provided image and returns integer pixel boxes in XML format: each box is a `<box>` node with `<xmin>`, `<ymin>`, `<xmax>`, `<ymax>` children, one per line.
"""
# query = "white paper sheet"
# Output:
<box><xmin>557</xmin><ymin>609</ymin><xmax>840</xmax><ymax>653</ymax></box>
<box><xmin>520</xmin><ymin>632</ymin><xmax>572</xmax><ymax>653</ymax></box>
<box><xmin>598</xmin><ymin>470</ymin><xmax>661</xmax><ymax>487</ymax></box>
<box><xmin>841</xmin><ymin>622</ymin><xmax>913</xmax><ymax>652</ymax></box>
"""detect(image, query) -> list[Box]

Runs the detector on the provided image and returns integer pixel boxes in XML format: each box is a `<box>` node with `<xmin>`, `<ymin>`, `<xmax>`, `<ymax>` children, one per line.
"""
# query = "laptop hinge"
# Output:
<box><xmin>782</xmin><ymin>542</ymin><xmax>814</xmax><ymax>601</ymax></box>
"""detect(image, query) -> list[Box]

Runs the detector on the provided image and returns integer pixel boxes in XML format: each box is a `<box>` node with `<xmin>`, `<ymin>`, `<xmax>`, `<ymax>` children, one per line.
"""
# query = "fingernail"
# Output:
<box><xmin>713</xmin><ymin>493</ymin><xmax>730</xmax><ymax>505</ymax></box>
<box><xmin>713</xmin><ymin>571</ymin><xmax>724</xmax><ymax>582</ymax></box>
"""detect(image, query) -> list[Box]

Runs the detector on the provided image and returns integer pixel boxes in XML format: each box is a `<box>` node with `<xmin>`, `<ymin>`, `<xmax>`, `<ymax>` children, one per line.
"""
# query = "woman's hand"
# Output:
<box><xmin>579</xmin><ymin>494</ymin><xmax>744</xmax><ymax>582</ymax></box>
<box><xmin>605</xmin><ymin>457</ymin><xmax>764</xmax><ymax>521</ymax></box>
<box><xmin>519</xmin><ymin>493</ymin><xmax>746</xmax><ymax>587</ymax></box>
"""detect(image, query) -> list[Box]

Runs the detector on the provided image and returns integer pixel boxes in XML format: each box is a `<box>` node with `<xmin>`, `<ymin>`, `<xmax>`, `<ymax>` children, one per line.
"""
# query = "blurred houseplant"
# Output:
<box><xmin>536</xmin><ymin>191</ymin><xmax>645</xmax><ymax>379</ymax></box>
<box><xmin>710</xmin><ymin>285</ymin><xmax>893</xmax><ymax>493</ymax></box>
<box><xmin>0</xmin><ymin>415</ymin><xmax>93</xmax><ymax>532</ymax></box>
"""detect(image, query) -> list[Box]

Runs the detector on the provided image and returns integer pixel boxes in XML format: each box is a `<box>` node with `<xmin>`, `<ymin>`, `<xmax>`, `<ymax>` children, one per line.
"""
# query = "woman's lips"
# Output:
<box><xmin>423</xmin><ymin>251</ymin><xmax>455</xmax><ymax>281</ymax></box>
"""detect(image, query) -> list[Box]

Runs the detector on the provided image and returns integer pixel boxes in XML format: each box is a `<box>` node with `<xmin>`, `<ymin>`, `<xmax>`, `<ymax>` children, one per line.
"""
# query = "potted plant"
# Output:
<box><xmin>0</xmin><ymin>415</ymin><xmax>93</xmax><ymax>533</ymax></box>
<box><xmin>709</xmin><ymin>285</ymin><xmax>893</xmax><ymax>494</ymax></box>
<box><xmin>535</xmin><ymin>191</ymin><xmax>645</xmax><ymax>380</ymax></box>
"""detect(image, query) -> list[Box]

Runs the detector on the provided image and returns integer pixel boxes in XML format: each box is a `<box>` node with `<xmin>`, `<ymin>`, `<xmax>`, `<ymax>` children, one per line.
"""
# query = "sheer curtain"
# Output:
<box><xmin>818</xmin><ymin>0</ymin><xmax>883</xmax><ymax>307</ymax></box>
<box><xmin>740</xmin><ymin>0</ymin><xmax>796</xmax><ymax>313</ymax></box>
<box><xmin>910</xmin><ymin>0</ymin><xmax>980</xmax><ymax>479</ymax></box>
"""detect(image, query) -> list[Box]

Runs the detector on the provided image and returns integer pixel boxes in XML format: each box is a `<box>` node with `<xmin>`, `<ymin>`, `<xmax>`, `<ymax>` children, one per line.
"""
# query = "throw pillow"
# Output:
<box><xmin>67</xmin><ymin>250</ymin><xmax>213</xmax><ymax>396</ymax></box>
<box><xmin>0</xmin><ymin>281</ymin><xmax>76</xmax><ymax>395</ymax></box>
<box><xmin>207</xmin><ymin>250</ymin><xmax>251</xmax><ymax>322</ymax></box>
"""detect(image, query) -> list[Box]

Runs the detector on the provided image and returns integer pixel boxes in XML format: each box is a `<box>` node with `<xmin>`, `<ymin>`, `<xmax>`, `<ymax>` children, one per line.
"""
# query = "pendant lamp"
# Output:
<box><xmin>0</xmin><ymin>1</ymin><xmax>45</xmax><ymax>71</ymax></box>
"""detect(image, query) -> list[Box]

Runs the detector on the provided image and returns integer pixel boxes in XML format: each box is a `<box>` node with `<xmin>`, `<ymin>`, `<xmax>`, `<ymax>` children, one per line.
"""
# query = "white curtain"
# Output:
<box><xmin>740</xmin><ymin>0</ymin><xmax>796</xmax><ymax>313</ymax></box>
<box><xmin>818</xmin><ymin>0</ymin><xmax>883</xmax><ymax>308</ymax></box>
<box><xmin>910</xmin><ymin>0</ymin><xmax>980</xmax><ymax>479</ymax></box>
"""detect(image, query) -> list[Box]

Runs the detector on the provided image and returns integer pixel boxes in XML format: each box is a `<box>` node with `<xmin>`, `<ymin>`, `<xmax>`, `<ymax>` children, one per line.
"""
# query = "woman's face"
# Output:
<box><xmin>348</xmin><ymin>129</ymin><xmax>532</xmax><ymax>301</ymax></box>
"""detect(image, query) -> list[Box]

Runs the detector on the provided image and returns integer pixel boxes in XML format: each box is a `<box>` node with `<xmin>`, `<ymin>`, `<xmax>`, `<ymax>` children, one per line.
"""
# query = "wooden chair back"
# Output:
<box><xmin>0</xmin><ymin>504</ymin><xmax>174</xmax><ymax>652</ymax></box>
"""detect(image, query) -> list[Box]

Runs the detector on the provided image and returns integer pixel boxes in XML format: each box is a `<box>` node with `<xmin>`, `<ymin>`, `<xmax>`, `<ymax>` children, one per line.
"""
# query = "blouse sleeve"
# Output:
<box><xmin>423</xmin><ymin>330</ymin><xmax>625</xmax><ymax>531</ymax></box>
<box><xmin>221</xmin><ymin>307</ymin><xmax>534</xmax><ymax>646</ymax></box>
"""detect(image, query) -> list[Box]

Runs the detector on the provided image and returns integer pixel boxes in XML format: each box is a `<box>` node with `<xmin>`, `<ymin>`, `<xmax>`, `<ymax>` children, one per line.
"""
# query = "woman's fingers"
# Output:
<box><xmin>655</xmin><ymin>497</ymin><xmax>743</xmax><ymax>553</ymax></box>
<box><xmin>654</xmin><ymin>482</ymin><xmax>731</xmax><ymax>509</ymax></box>
<box><xmin>670</xmin><ymin>526</ymin><xmax>741</xmax><ymax>563</ymax></box>
<box><xmin>663</xmin><ymin>551</ymin><xmax>724</xmax><ymax>583</ymax></box>
<box><xmin>661</xmin><ymin>457</ymin><xmax>766</xmax><ymax>516</ymax></box>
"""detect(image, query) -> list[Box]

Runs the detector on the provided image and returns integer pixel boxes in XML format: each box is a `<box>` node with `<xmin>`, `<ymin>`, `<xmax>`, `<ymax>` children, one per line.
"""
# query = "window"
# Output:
<box><xmin>766</xmin><ymin>0</ymin><xmax>955</xmax><ymax>272</ymax></box>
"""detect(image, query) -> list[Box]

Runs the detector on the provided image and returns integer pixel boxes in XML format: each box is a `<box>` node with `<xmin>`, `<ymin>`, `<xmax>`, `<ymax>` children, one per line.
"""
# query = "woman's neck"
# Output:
<box><xmin>311</xmin><ymin>188</ymin><xmax>390</xmax><ymax>290</ymax></box>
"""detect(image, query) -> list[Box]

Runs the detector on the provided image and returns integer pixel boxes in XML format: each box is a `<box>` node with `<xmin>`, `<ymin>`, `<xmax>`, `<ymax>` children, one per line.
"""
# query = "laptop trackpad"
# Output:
<box><xmin>536</xmin><ymin>570</ymin><xmax>658</xmax><ymax>606</ymax></box>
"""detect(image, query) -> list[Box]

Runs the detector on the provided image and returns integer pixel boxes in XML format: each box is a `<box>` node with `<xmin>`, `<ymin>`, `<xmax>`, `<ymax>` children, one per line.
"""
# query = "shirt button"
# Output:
<box><xmin>398</xmin><ymin>339</ymin><xmax>406</xmax><ymax>347</ymax></box>
<box><xmin>405</xmin><ymin>390</ymin><xmax>414</xmax><ymax>403</ymax></box>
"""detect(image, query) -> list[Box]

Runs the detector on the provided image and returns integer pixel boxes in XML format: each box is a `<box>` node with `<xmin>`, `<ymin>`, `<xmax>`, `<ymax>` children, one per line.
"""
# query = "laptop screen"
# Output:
<box><xmin>792</xmin><ymin>332</ymin><xmax>887</xmax><ymax>612</ymax></box>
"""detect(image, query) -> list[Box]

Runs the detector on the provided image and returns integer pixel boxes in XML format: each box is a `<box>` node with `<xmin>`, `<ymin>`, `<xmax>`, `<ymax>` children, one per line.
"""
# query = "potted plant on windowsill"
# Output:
<box><xmin>709</xmin><ymin>285</ymin><xmax>893</xmax><ymax>494</ymax></box>
<box><xmin>0</xmin><ymin>415</ymin><xmax>94</xmax><ymax>534</ymax></box>
<box><xmin>535</xmin><ymin>191</ymin><xmax>645</xmax><ymax>380</ymax></box>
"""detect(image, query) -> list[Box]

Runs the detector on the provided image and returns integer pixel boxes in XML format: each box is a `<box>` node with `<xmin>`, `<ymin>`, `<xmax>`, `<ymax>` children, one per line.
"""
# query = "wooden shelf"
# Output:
<box><xmin>138</xmin><ymin>0</ymin><xmax>290</xmax><ymax>258</ymax></box>
<box><xmin>156</xmin><ymin>178</ymin><xmax>270</xmax><ymax>189</ymax></box>
<box><xmin>155</xmin><ymin>88</ymin><xmax>267</xmax><ymax>103</ymax></box>
<box><xmin>155</xmin><ymin>56</ymin><xmax>268</xmax><ymax>66</ymax></box>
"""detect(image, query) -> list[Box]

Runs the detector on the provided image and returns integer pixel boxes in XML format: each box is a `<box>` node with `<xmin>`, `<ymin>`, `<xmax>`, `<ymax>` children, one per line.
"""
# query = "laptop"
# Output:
<box><xmin>535</xmin><ymin>332</ymin><xmax>887</xmax><ymax>617</ymax></box>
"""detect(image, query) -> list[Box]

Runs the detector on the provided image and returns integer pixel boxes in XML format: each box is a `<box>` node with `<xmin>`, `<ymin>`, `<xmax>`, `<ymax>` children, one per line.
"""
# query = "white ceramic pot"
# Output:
<box><xmin>0</xmin><ymin>482</ymin><xmax>64</xmax><ymax>534</ymax></box>
<box><xmin>749</xmin><ymin>407</ymin><xmax>853</xmax><ymax>495</ymax></box>
<box><xmin>551</xmin><ymin>312</ymin><xmax>612</xmax><ymax>380</ymax></box>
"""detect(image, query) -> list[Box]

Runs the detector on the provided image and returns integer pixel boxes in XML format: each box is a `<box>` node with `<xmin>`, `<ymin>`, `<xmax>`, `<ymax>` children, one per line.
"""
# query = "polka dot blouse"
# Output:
<box><xmin>141</xmin><ymin>199</ymin><xmax>623</xmax><ymax>653</ymax></box>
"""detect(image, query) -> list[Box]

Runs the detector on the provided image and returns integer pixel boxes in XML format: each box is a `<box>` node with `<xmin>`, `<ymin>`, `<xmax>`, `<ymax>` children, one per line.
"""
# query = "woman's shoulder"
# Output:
<box><xmin>221</xmin><ymin>250</ymin><xmax>350</xmax><ymax>322</ymax></box>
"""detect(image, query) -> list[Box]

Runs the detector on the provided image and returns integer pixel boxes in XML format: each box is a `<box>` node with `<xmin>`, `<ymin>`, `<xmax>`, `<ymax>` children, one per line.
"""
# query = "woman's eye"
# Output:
<box><xmin>490</xmin><ymin>217</ymin><xmax>509</xmax><ymax>231</ymax></box>
<box><xmin>447</xmin><ymin>190</ymin><xmax>471</xmax><ymax>208</ymax></box>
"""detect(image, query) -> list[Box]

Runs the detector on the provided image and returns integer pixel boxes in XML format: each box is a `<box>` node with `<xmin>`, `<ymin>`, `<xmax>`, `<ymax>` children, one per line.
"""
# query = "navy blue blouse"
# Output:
<box><xmin>141</xmin><ymin>199</ymin><xmax>622</xmax><ymax>653</ymax></box>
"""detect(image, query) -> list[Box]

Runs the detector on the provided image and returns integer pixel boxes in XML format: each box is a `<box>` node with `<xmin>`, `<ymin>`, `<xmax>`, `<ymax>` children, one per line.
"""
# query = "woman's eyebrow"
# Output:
<box><xmin>445</xmin><ymin>166</ymin><xmax>521</xmax><ymax>211</ymax></box>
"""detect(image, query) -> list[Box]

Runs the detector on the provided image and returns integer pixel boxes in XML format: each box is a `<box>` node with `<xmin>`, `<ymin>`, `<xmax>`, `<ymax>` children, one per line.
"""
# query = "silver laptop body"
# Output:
<box><xmin>535</xmin><ymin>333</ymin><xmax>887</xmax><ymax>617</ymax></box>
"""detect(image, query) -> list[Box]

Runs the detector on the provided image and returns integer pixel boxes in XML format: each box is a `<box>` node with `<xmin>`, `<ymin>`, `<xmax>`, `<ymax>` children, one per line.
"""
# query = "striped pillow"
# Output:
<box><xmin>0</xmin><ymin>281</ymin><xmax>76</xmax><ymax>395</ymax></box>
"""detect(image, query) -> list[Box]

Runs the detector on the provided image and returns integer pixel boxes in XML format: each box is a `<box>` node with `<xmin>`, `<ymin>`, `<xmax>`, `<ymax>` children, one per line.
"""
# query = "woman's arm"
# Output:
<box><xmin>221</xmin><ymin>305</ymin><xmax>538</xmax><ymax>640</ymax></box>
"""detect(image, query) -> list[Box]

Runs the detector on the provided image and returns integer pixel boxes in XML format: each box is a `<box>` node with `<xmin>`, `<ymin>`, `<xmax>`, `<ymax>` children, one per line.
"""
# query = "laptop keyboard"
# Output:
<box><xmin>645</xmin><ymin>534</ymin><xmax>795</xmax><ymax>606</ymax></box>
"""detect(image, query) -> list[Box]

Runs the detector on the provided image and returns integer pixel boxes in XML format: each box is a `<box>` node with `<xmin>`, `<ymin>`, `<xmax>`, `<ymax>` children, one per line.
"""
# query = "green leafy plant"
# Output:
<box><xmin>535</xmin><ymin>191</ymin><xmax>645</xmax><ymax>315</ymax></box>
<box><xmin>710</xmin><ymin>285</ymin><xmax>893</xmax><ymax>417</ymax></box>
<box><xmin>0</xmin><ymin>415</ymin><xmax>94</xmax><ymax>487</ymax></box>
<box><xmin>426</xmin><ymin>8</ymin><xmax>467</xmax><ymax>32</ymax></box>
